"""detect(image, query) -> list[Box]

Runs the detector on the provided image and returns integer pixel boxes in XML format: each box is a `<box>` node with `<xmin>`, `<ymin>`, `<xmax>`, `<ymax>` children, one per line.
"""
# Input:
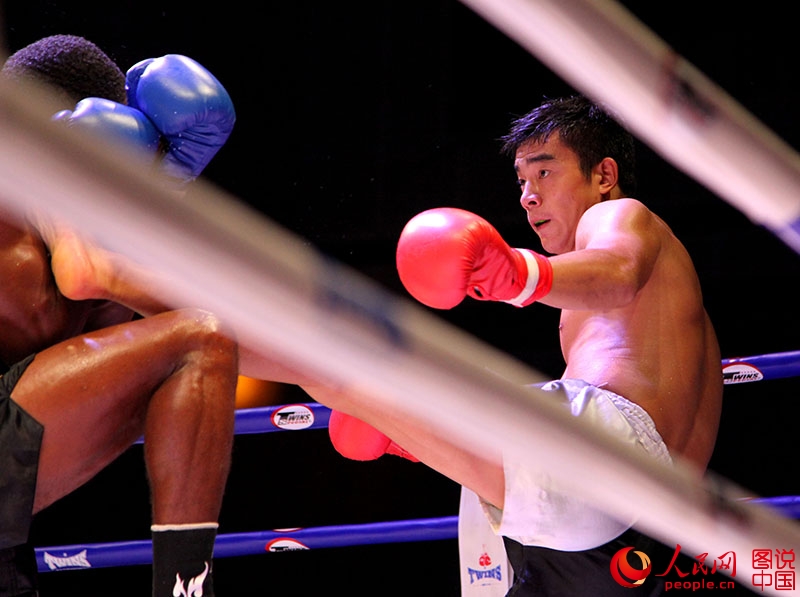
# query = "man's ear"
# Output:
<box><xmin>596</xmin><ymin>157</ymin><xmax>619</xmax><ymax>194</ymax></box>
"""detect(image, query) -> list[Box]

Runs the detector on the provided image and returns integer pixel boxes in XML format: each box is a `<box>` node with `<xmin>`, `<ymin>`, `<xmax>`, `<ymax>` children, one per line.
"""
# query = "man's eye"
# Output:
<box><xmin>539</xmin><ymin>169</ymin><xmax>550</xmax><ymax>179</ymax></box>
<box><xmin>516</xmin><ymin>179</ymin><xmax>526</xmax><ymax>188</ymax></box>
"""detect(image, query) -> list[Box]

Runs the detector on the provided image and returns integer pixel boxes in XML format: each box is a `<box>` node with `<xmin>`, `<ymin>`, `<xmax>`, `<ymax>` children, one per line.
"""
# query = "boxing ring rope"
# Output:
<box><xmin>35</xmin><ymin>517</ymin><xmax>462</xmax><ymax>572</ymax></box>
<box><xmin>31</xmin><ymin>495</ymin><xmax>800</xmax><ymax>573</ymax></box>
<box><xmin>722</xmin><ymin>350</ymin><xmax>800</xmax><ymax>385</ymax></box>
<box><xmin>35</xmin><ymin>378</ymin><xmax>800</xmax><ymax>573</ymax></box>
<box><xmin>35</xmin><ymin>347</ymin><xmax>800</xmax><ymax>573</ymax></box>
<box><xmin>1</xmin><ymin>0</ymin><xmax>800</xmax><ymax>591</ymax></box>
<box><xmin>458</xmin><ymin>0</ymin><xmax>800</xmax><ymax>254</ymax></box>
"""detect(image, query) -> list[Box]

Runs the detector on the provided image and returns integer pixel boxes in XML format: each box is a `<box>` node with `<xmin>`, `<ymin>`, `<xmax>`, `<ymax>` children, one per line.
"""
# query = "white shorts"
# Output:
<box><xmin>480</xmin><ymin>379</ymin><xmax>671</xmax><ymax>552</ymax></box>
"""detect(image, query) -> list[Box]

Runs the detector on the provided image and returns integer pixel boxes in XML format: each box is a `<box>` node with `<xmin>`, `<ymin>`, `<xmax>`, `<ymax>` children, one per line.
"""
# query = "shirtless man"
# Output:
<box><xmin>308</xmin><ymin>95</ymin><xmax>724</xmax><ymax>595</ymax></box>
<box><xmin>0</xmin><ymin>35</ymin><xmax>237</xmax><ymax>596</ymax></box>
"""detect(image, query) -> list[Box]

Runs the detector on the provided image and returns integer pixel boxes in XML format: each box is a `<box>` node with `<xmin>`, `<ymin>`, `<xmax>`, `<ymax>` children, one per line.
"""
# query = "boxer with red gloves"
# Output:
<box><xmin>312</xmin><ymin>96</ymin><xmax>723</xmax><ymax>596</ymax></box>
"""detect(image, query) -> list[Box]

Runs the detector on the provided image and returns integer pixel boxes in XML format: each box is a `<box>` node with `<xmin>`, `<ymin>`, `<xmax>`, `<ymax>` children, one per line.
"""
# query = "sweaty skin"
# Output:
<box><xmin>518</xmin><ymin>135</ymin><xmax>723</xmax><ymax>473</ymax></box>
<box><xmin>296</xmin><ymin>132</ymin><xmax>723</xmax><ymax>511</ymax></box>
<box><xmin>1</xmin><ymin>204</ymin><xmax>238</xmax><ymax>522</ymax></box>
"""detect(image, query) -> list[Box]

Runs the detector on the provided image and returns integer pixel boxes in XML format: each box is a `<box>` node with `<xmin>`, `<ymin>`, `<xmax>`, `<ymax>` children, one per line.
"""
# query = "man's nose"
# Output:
<box><xmin>520</xmin><ymin>187</ymin><xmax>540</xmax><ymax>210</ymax></box>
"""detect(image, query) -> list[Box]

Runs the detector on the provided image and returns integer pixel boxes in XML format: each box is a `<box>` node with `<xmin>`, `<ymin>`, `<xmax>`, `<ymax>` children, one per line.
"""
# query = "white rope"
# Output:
<box><xmin>0</xmin><ymin>68</ymin><xmax>797</xmax><ymax>594</ymax></box>
<box><xmin>458</xmin><ymin>0</ymin><xmax>800</xmax><ymax>254</ymax></box>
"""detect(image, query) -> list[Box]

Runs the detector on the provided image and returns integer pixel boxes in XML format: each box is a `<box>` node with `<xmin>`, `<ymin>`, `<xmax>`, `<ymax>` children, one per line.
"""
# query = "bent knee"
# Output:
<box><xmin>172</xmin><ymin>308</ymin><xmax>238</xmax><ymax>362</ymax></box>
<box><xmin>175</xmin><ymin>307</ymin><xmax>230</xmax><ymax>332</ymax></box>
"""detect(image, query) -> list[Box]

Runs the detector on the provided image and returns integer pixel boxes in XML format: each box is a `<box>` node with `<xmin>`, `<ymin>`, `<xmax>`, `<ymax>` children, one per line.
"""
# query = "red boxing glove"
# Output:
<box><xmin>396</xmin><ymin>207</ymin><xmax>553</xmax><ymax>309</ymax></box>
<box><xmin>328</xmin><ymin>411</ymin><xmax>418</xmax><ymax>462</ymax></box>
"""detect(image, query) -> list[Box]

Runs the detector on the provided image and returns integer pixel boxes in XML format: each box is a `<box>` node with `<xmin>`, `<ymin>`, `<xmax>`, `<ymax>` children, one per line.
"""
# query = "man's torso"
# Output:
<box><xmin>559</xmin><ymin>211</ymin><xmax>722</xmax><ymax>469</ymax></box>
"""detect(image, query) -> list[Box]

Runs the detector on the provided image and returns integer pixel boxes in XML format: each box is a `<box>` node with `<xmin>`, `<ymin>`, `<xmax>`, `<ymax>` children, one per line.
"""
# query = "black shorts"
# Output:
<box><xmin>503</xmin><ymin>526</ymin><xmax>695</xmax><ymax>596</ymax></box>
<box><xmin>0</xmin><ymin>544</ymin><xmax>38</xmax><ymax>597</ymax></box>
<box><xmin>0</xmin><ymin>354</ymin><xmax>42</xmax><ymax>596</ymax></box>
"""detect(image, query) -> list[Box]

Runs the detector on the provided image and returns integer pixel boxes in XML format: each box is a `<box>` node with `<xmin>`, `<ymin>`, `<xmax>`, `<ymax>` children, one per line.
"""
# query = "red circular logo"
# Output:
<box><xmin>610</xmin><ymin>546</ymin><xmax>652</xmax><ymax>588</ymax></box>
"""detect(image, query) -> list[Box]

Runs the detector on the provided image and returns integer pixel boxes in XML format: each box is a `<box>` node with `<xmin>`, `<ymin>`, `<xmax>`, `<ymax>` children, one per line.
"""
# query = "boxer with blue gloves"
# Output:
<box><xmin>0</xmin><ymin>35</ymin><xmax>239</xmax><ymax>597</ymax></box>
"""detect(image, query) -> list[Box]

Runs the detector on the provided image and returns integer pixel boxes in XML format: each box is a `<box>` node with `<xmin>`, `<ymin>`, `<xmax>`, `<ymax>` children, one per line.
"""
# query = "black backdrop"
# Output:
<box><xmin>2</xmin><ymin>1</ymin><xmax>798</xmax><ymax>595</ymax></box>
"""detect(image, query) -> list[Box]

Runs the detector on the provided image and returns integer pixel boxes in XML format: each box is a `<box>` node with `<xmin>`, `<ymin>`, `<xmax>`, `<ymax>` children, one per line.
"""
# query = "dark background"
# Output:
<box><xmin>1</xmin><ymin>1</ymin><xmax>798</xmax><ymax>595</ymax></box>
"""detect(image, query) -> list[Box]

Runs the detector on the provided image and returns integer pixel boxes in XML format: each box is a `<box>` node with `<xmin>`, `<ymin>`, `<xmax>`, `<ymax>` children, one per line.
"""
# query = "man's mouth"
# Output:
<box><xmin>533</xmin><ymin>219</ymin><xmax>549</xmax><ymax>229</ymax></box>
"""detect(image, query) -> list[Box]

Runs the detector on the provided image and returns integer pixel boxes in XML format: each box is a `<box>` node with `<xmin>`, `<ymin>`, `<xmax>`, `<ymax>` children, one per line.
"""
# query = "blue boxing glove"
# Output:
<box><xmin>125</xmin><ymin>54</ymin><xmax>236</xmax><ymax>182</ymax></box>
<box><xmin>54</xmin><ymin>97</ymin><xmax>162</xmax><ymax>157</ymax></box>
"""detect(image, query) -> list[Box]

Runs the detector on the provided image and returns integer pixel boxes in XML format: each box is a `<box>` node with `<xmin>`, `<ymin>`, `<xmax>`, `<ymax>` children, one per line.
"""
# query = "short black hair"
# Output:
<box><xmin>1</xmin><ymin>34</ymin><xmax>126</xmax><ymax>108</ymax></box>
<box><xmin>500</xmin><ymin>95</ymin><xmax>637</xmax><ymax>196</ymax></box>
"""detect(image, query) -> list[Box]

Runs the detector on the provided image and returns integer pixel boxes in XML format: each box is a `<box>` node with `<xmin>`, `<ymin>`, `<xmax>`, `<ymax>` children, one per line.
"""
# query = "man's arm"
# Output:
<box><xmin>396</xmin><ymin>199</ymin><xmax>661</xmax><ymax>313</ymax></box>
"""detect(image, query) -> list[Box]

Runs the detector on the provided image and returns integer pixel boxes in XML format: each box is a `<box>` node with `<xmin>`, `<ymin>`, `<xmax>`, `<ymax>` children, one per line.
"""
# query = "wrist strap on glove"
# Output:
<box><xmin>503</xmin><ymin>250</ymin><xmax>553</xmax><ymax>307</ymax></box>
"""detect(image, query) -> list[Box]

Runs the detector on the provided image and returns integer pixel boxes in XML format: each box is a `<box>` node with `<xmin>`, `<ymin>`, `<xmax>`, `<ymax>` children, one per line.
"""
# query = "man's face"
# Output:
<box><xmin>513</xmin><ymin>133</ymin><xmax>601</xmax><ymax>255</ymax></box>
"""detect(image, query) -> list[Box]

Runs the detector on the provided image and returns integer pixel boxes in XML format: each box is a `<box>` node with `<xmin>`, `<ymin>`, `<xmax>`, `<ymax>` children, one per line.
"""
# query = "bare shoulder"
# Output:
<box><xmin>0</xmin><ymin>211</ymin><xmax>32</xmax><ymax>246</ymax></box>
<box><xmin>576</xmin><ymin>198</ymin><xmax>665</xmax><ymax>250</ymax></box>
<box><xmin>582</xmin><ymin>197</ymin><xmax>653</xmax><ymax>223</ymax></box>
<box><xmin>0</xmin><ymin>211</ymin><xmax>93</xmax><ymax>363</ymax></box>
<box><xmin>0</xmin><ymin>209</ymin><xmax>52</xmax><ymax>264</ymax></box>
